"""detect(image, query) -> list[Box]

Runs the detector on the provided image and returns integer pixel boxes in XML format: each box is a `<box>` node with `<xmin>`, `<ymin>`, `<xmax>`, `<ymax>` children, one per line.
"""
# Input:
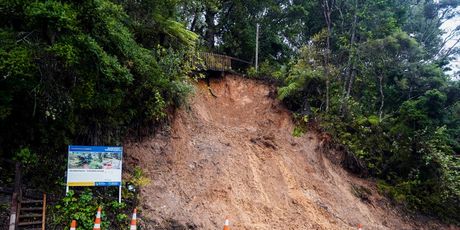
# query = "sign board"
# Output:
<box><xmin>67</xmin><ymin>145</ymin><xmax>122</xmax><ymax>187</ymax></box>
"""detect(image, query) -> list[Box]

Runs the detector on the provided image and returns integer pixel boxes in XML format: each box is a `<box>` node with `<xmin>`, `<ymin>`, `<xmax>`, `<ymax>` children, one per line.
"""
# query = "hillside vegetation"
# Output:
<box><xmin>0</xmin><ymin>0</ymin><xmax>459</xmax><ymax>228</ymax></box>
<box><xmin>126</xmin><ymin>75</ymin><xmax>455</xmax><ymax>229</ymax></box>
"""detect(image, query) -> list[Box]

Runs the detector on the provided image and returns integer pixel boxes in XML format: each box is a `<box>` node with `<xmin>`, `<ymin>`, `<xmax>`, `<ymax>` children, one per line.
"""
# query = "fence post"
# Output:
<box><xmin>9</xmin><ymin>162</ymin><xmax>21</xmax><ymax>230</ymax></box>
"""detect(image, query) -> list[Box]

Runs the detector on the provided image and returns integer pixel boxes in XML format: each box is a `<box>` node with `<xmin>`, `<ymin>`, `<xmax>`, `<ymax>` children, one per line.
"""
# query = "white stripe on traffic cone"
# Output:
<box><xmin>93</xmin><ymin>207</ymin><xmax>102</xmax><ymax>230</ymax></box>
<box><xmin>70</xmin><ymin>220</ymin><xmax>77</xmax><ymax>230</ymax></box>
<box><xmin>130</xmin><ymin>208</ymin><xmax>137</xmax><ymax>230</ymax></box>
<box><xmin>223</xmin><ymin>216</ymin><xmax>230</xmax><ymax>230</ymax></box>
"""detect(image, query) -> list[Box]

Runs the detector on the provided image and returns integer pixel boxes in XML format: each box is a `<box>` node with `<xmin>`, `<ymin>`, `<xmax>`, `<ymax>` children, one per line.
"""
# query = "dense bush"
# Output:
<box><xmin>1</xmin><ymin>0</ymin><xmax>459</xmax><ymax>226</ymax></box>
<box><xmin>277</xmin><ymin>11</ymin><xmax>460</xmax><ymax>223</ymax></box>
<box><xmin>0</xmin><ymin>0</ymin><xmax>196</xmax><ymax>190</ymax></box>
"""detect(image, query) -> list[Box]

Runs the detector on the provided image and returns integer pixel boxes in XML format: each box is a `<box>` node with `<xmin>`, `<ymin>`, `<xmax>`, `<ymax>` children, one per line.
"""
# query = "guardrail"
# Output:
<box><xmin>194</xmin><ymin>52</ymin><xmax>252</xmax><ymax>72</ymax></box>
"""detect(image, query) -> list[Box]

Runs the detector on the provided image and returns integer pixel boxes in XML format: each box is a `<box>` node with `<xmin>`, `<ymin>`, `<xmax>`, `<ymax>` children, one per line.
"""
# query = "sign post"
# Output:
<box><xmin>255</xmin><ymin>23</ymin><xmax>259</xmax><ymax>72</ymax></box>
<box><xmin>66</xmin><ymin>145</ymin><xmax>123</xmax><ymax>203</ymax></box>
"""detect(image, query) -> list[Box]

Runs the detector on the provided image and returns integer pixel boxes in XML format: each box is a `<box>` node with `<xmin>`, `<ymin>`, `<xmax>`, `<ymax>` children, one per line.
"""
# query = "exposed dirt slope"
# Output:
<box><xmin>125</xmin><ymin>75</ymin><xmax>456</xmax><ymax>230</ymax></box>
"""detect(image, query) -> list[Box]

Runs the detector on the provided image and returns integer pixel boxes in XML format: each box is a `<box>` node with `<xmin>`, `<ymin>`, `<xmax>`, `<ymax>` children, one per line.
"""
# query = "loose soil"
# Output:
<box><xmin>125</xmin><ymin>75</ymin><xmax>458</xmax><ymax>230</ymax></box>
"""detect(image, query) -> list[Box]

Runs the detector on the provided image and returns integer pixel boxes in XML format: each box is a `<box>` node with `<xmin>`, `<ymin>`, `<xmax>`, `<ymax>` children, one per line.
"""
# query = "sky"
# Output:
<box><xmin>441</xmin><ymin>6</ymin><xmax>460</xmax><ymax>77</ymax></box>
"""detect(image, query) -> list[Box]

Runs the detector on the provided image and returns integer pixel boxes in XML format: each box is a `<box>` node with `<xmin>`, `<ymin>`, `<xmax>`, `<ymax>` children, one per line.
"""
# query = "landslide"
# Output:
<box><xmin>125</xmin><ymin>75</ymin><xmax>455</xmax><ymax>230</ymax></box>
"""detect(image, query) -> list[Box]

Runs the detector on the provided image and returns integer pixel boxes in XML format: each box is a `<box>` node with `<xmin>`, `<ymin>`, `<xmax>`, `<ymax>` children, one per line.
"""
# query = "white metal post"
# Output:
<box><xmin>118</xmin><ymin>185</ymin><xmax>122</xmax><ymax>203</ymax></box>
<box><xmin>255</xmin><ymin>23</ymin><xmax>259</xmax><ymax>72</ymax></box>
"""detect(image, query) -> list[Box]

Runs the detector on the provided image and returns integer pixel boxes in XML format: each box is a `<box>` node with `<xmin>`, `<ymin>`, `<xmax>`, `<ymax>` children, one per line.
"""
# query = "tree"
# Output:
<box><xmin>277</xmin><ymin>0</ymin><xmax>460</xmax><ymax>221</ymax></box>
<box><xmin>0</xmin><ymin>0</ymin><xmax>196</xmax><ymax>189</ymax></box>
<box><xmin>178</xmin><ymin>0</ymin><xmax>322</xmax><ymax>62</ymax></box>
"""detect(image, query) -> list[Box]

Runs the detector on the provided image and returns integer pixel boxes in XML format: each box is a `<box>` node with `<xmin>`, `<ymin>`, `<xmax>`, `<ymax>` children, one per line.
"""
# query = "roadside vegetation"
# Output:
<box><xmin>1</xmin><ymin>0</ymin><xmax>459</xmax><ymax>227</ymax></box>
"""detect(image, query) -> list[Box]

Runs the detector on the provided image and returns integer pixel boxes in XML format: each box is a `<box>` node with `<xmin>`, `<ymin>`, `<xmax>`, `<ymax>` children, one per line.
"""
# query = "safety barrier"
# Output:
<box><xmin>193</xmin><ymin>52</ymin><xmax>252</xmax><ymax>73</ymax></box>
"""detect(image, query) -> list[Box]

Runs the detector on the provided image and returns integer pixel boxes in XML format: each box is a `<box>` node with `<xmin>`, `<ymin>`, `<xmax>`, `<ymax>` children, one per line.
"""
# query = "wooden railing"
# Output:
<box><xmin>6</xmin><ymin>161</ymin><xmax>47</xmax><ymax>230</ymax></box>
<box><xmin>194</xmin><ymin>52</ymin><xmax>252</xmax><ymax>72</ymax></box>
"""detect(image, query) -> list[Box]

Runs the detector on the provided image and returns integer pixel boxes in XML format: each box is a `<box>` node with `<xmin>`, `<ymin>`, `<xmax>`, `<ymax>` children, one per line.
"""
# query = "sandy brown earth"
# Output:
<box><xmin>125</xmin><ymin>75</ymin><xmax>458</xmax><ymax>230</ymax></box>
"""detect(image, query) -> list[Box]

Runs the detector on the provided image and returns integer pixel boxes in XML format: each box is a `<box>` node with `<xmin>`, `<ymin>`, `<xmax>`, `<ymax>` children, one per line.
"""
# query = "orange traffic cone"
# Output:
<box><xmin>358</xmin><ymin>223</ymin><xmax>363</xmax><ymax>230</ymax></box>
<box><xmin>130</xmin><ymin>208</ymin><xmax>137</xmax><ymax>230</ymax></box>
<box><xmin>93</xmin><ymin>207</ymin><xmax>102</xmax><ymax>230</ymax></box>
<box><xmin>70</xmin><ymin>220</ymin><xmax>77</xmax><ymax>230</ymax></box>
<box><xmin>223</xmin><ymin>216</ymin><xmax>230</xmax><ymax>230</ymax></box>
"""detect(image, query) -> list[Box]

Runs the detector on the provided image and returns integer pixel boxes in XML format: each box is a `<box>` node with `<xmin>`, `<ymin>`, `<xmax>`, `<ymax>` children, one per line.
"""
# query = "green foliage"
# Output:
<box><xmin>13</xmin><ymin>147</ymin><xmax>38</xmax><ymax>166</ymax></box>
<box><xmin>153</xmin><ymin>46</ymin><xmax>195</xmax><ymax>107</ymax></box>
<box><xmin>292</xmin><ymin>126</ymin><xmax>304</xmax><ymax>137</ymax></box>
<box><xmin>0</xmin><ymin>0</ymin><xmax>196</xmax><ymax>176</ymax></box>
<box><xmin>50</xmin><ymin>191</ymin><xmax>100</xmax><ymax>230</ymax></box>
<box><xmin>278</xmin><ymin>31</ymin><xmax>335</xmax><ymax>112</ymax></box>
<box><xmin>275</xmin><ymin>0</ymin><xmax>460</xmax><ymax>222</ymax></box>
<box><xmin>0</xmin><ymin>2</ymin><xmax>197</xmax><ymax>227</ymax></box>
<box><xmin>1</xmin><ymin>0</ymin><xmax>459</xmax><ymax>225</ymax></box>
<box><xmin>49</xmin><ymin>190</ymin><xmax>129</xmax><ymax>229</ymax></box>
<box><xmin>120</xmin><ymin>0</ymin><xmax>198</xmax><ymax>48</ymax></box>
<box><xmin>152</xmin><ymin>13</ymin><xmax>198</xmax><ymax>46</ymax></box>
<box><xmin>420</xmin><ymin>127</ymin><xmax>460</xmax><ymax>215</ymax></box>
<box><xmin>247</xmin><ymin>60</ymin><xmax>284</xmax><ymax>82</ymax></box>
<box><xmin>0</xmin><ymin>44</ymin><xmax>35</xmax><ymax>79</ymax></box>
<box><xmin>25</xmin><ymin>1</ymin><xmax>78</xmax><ymax>31</ymax></box>
<box><xmin>291</xmin><ymin>113</ymin><xmax>309</xmax><ymax>137</ymax></box>
<box><xmin>179</xmin><ymin>0</ymin><xmax>321</xmax><ymax>62</ymax></box>
<box><xmin>122</xmin><ymin>166</ymin><xmax>150</xmax><ymax>202</ymax></box>
<box><xmin>129</xmin><ymin>166</ymin><xmax>151</xmax><ymax>188</ymax></box>
<box><xmin>317</xmin><ymin>88</ymin><xmax>460</xmax><ymax>221</ymax></box>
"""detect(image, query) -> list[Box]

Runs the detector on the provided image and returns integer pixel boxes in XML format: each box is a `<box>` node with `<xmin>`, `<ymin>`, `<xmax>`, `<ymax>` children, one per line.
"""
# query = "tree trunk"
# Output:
<box><xmin>345</xmin><ymin>0</ymin><xmax>358</xmax><ymax>99</ymax></box>
<box><xmin>204</xmin><ymin>6</ymin><xmax>217</xmax><ymax>49</ymax></box>
<box><xmin>190</xmin><ymin>9</ymin><xmax>199</xmax><ymax>32</ymax></box>
<box><xmin>322</xmin><ymin>0</ymin><xmax>334</xmax><ymax>112</ymax></box>
<box><xmin>340</xmin><ymin>0</ymin><xmax>358</xmax><ymax>115</ymax></box>
<box><xmin>378</xmin><ymin>75</ymin><xmax>384</xmax><ymax>122</ymax></box>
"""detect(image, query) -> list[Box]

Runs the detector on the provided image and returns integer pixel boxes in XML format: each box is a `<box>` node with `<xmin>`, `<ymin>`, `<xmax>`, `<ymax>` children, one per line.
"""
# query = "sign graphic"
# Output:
<box><xmin>67</xmin><ymin>145</ymin><xmax>122</xmax><ymax>187</ymax></box>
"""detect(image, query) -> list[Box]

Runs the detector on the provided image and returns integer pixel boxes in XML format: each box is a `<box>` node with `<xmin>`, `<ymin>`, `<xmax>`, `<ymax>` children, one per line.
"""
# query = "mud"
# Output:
<box><xmin>125</xmin><ymin>75</ymin><xmax>457</xmax><ymax>230</ymax></box>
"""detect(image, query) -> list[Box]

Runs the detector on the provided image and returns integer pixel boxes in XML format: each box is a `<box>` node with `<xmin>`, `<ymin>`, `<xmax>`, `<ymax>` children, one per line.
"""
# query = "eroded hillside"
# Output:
<box><xmin>125</xmin><ymin>75</ymin><xmax>454</xmax><ymax>230</ymax></box>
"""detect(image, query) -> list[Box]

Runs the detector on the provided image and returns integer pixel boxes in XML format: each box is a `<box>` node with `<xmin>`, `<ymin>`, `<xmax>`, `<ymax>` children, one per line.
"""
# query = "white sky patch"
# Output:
<box><xmin>441</xmin><ymin>6</ymin><xmax>460</xmax><ymax>77</ymax></box>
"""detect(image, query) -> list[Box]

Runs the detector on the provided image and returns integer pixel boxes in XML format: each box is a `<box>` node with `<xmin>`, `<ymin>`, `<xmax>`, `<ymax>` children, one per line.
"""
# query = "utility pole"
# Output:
<box><xmin>255</xmin><ymin>23</ymin><xmax>259</xmax><ymax>72</ymax></box>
